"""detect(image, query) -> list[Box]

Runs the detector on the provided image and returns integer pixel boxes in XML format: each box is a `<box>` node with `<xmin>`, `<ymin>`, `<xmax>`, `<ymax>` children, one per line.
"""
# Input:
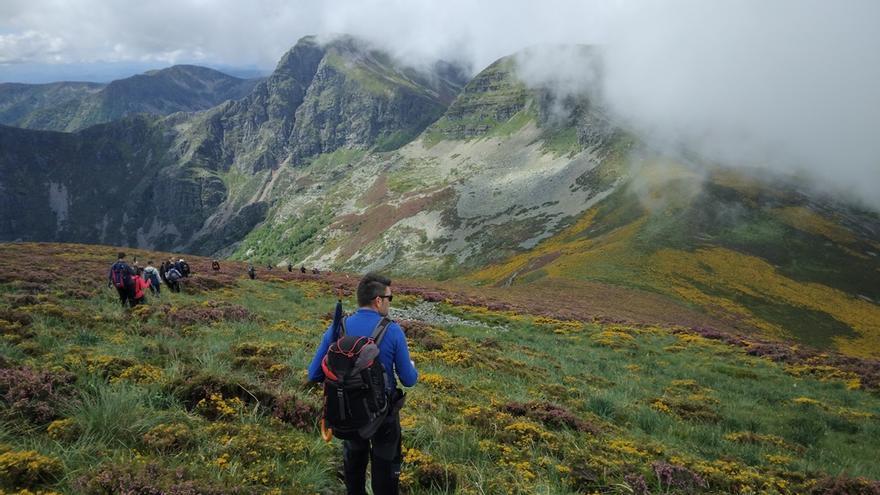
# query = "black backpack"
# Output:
<box><xmin>321</xmin><ymin>317</ymin><xmax>391</xmax><ymax>440</ymax></box>
<box><xmin>110</xmin><ymin>261</ymin><xmax>132</xmax><ymax>289</ymax></box>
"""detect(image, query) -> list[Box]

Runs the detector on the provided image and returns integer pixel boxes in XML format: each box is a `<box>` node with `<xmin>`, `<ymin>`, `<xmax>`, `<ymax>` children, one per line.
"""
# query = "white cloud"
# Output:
<box><xmin>0</xmin><ymin>0</ymin><xmax>612</xmax><ymax>69</ymax></box>
<box><xmin>0</xmin><ymin>30</ymin><xmax>65</xmax><ymax>63</ymax></box>
<box><xmin>596</xmin><ymin>0</ymin><xmax>880</xmax><ymax>209</ymax></box>
<box><xmin>508</xmin><ymin>0</ymin><xmax>880</xmax><ymax>210</ymax></box>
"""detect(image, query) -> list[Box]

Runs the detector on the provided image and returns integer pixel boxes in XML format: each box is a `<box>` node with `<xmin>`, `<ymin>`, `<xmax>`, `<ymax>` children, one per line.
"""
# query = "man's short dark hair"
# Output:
<box><xmin>357</xmin><ymin>272</ymin><xmax>391</xmax><ymax>307</ymax></box>
<box><xmin>117</xmin><ymin>252</ymin><xmax>126</xmax><ymax>259</ymax></box>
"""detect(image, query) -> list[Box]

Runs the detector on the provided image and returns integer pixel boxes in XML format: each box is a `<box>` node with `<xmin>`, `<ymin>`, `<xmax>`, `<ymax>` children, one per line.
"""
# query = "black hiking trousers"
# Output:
<box><xmin>116</xmin><ymin>282</ymin><xmax>134</xmax><ymax>307</ymax></box>
<box><xmin>343</xmin><ymin>411</ymin><xmax>402</xmax><ymax>495</ymax></box>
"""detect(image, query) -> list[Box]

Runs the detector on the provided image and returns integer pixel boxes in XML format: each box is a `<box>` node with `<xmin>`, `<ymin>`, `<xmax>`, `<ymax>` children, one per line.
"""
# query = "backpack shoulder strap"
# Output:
<box><xmin>371</xmin><ymin>317</ymin><xmax>392</xmax><ymax>346</ymax></box>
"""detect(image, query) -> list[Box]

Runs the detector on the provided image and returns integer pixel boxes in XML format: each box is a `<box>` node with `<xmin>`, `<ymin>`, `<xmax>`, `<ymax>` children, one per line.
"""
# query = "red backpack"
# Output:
<box><xmin>110</xmin><ymin>261</ymin><xmax>132</xmax><ymax>289</ymax></box>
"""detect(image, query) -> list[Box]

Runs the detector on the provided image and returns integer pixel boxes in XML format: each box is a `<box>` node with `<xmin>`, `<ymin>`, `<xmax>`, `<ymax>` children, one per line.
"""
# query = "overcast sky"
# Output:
<box><xmin>2</xmin><ymin>0</ymin><xmax>879</xmax><ymax>209</ymax></box>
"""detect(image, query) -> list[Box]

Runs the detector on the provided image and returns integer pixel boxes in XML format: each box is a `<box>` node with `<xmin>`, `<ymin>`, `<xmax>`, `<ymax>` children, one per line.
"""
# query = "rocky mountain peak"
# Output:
<box><xmin>271</xmin><ymin>36</ymin><xmax>326</xmax><ymax>84</ymax></box>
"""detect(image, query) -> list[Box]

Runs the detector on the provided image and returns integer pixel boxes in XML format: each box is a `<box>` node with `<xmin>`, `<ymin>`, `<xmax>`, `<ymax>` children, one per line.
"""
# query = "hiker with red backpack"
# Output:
<box><xmin>130</xmin><ymin>267</ymin><xmax>151</xmax><ymax>306</ymax></box>
<box><xmin>307</xmin><ymin>273</ymin><xmax>417</xmax><ymax>495</ymax></box>
<box><xmin>108</xmin><ymin>252</ymin><xmax>135</xmax><ymax>307</ymax></box>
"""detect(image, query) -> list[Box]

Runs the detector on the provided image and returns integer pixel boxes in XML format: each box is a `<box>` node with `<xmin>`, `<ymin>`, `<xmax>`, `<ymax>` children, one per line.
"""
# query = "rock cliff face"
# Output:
<box><xmin>174</xmin><ymin>38</ymin><xmax>326</xmax><ymax>173</ymax></box>
<box><xmin>288</xmin><ymin>49</ymin><xmax>448</xmax><ymax>161</ymax></box>
<box><xmin>426</xmin><ymin>57</ymin><xmax>528</xmax><ymax>140</ymax></box>
<box><xmin>176</xmin><ymin>36</ymin><xmax>463</xmax><ymax>173</ymax></box>
<box><xmin>0</xmin><ymin>118</ymin><xmax>194</xmax><ymax>249</ymax></box>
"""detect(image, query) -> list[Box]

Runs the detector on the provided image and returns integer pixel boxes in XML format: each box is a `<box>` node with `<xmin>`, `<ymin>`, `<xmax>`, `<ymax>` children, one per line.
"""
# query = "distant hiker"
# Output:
<box><xmin>300</xmin><ymin>264</ymin><xmax>306</xmax><ymax>274</ymax></box>
<box><xmin>247</xmin><ymin>264</ymin><xmax>256</xmax><ymax>280</ymax></box>
<box><xmin>267</xmin><ymin>263</ymin><xmax>273</xmax><ymax>271</ymax></box>
<box><xmin>108</xmin><ymin>252</ymin><xmax>135</xmax><ymax>307</ymax></box>
<box><xmin>163</xmin><ymin>260</ymin><xmax>175</xmax><ymax>290</ymax></box>
<box><xmin>179</xmin><ymin>258</ymin><xmax>191</xmax><ymax>278</ymax></box>
<box><xmin>165</xmin><ymin>266</ymin><xmax>183</xmax><ymax>293</ymax></box>
<box><xmin>212</xmin><ymin>259</ymin><xmax>220</xmax><ymax>271</ymax></box>
<box><xmin>308</xmin><ymin>273</ymin><xmax>417</xmax><ymax>494</ymax></box>
<box><xmin>163</xmin><ymin>260</ymin><xmax>175</xmax><ymax>289</ymax></box>
<box><xmin>143</xmin><ymin>262</ymin><xmax>161</xmax><ymax>297</ymax></box>
<box><xmin>312</xmin><ymin>267</ymin><xmax>320</xmax><ymax>275</ymax></box>
<box><xmin>287</xmin><ymin>262</ymin><xmax>293</xmax><ymax>272</ymax></box>
<box><xmin>130</xmin><ymin>271</ymin><xmax>150</xmax><ymax>306</ymax></box>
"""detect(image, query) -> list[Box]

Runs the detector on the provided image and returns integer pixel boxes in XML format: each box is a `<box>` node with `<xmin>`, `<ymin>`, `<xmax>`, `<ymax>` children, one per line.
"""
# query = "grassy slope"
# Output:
<box><xmin>0</xmin><ymin>242</ymin><xmax>878</xmax><ymax>494</ymax></box>
<box><xmin>467</xmin><ymin>162</ymin><xmax>880</xmax><ymax>360</ymax></box>
<box><xmin>229</xmin><ymin>148</ymin><xmax>368</xmax><ymax>265</ymax></box>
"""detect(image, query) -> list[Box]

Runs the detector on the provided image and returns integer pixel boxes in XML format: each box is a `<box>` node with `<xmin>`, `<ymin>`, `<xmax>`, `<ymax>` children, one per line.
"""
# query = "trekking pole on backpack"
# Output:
<box><xmin>320</xmin><ymin>287</ymin><xmax>346</xmax><ymax>443</ymax></box>
<box><xmin>331</xmin><ymin>287</ymin><xmax>344</xmax><ymax>340</ymax></box>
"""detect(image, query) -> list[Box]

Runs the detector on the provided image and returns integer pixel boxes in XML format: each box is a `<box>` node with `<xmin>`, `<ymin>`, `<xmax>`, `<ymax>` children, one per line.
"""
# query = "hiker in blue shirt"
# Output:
<box><xmin>308</xmin><ymin>272</ymin><xmax>417</xmax><ymax>495</ymax></box>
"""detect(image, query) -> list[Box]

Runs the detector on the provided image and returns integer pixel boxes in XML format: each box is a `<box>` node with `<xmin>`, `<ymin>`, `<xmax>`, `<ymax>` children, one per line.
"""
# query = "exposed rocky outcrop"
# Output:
<box><xmin>427</xmin><ymin>57</ymin><xmax>528</xmax><ymax>140</ymax></box>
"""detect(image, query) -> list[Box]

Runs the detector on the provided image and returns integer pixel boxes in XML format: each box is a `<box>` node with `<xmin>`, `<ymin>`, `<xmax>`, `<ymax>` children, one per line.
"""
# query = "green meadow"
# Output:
<box><xmin>0</xmin><ymin>243</ymin><xmax>878</xmax><ymax>494</ymax></box>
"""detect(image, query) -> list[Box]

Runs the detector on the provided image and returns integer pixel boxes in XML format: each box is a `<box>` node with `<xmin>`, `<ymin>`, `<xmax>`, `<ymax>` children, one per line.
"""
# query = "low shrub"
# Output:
<box><xmin>624</xmin><ymin>473</ymin><xmax>651</xmax><ymax>495</ymax></box>
<box><xmin>399</xmin><ymin>320</ymin><xmax>444</xmax><ymax>350</ymax></box>
<box><xmin>652</xmin><ymin>461</ymin><xmax>707</xmax><ymax>494</ymax></box>
<box><xmin>46</xmin><ymin>418</ymin><xmax>81</xmax><ymax>442</ymax></box>
<box><xmin>163</xmin><ymin>302</ymin><xmax>255</xmax><ymax>326</ymax></box>
<box><xmin>810</xmin><ymin>475</ymin><xmax>880</xmax><ymax>495</ymax></box>
<box><xmin>0</xmin><ymin>367</ymin><xmax>77</xmax><ymax>425</ymax></box>
<box><xmin>0</xmin><ymin>450</ymin><xmax>62</xmax><ymax>488</ymax></box>
<box><xmin>504</xmin><ymin>401</ymin><xmax>599</xmax><ymax>434</ymax></box>
<box><xmin>0</xmin><ymin>310</ymin><xmax>32</xmax><ymax>327</ymax></box>
<box><xmin>168</xmin><ymin>372</ymin><xmax>275</xmax><ymax>412</ymax></box>
<box><xmin>270</xmin><ymin>394</ymin><xmax>320</xmax><ymax>430</ymax></box>
<box><xmin>142</xmin><ymin>423</ymin><xmax>194</xmax><ymax>453</ymax></box>
<box><xmin>83</xmin><ymin>355</ymin><xmax>137</xmax><ymax>381</ymax></box>
<box><xmin>416</xmin><ymin>463</ymin><xmax>457</xmax><ymax>492</ymax></box>
<box><xmin>74</xmin><ymin>461</ymin><xmax>251</xmax><ymax>494</ymax></box>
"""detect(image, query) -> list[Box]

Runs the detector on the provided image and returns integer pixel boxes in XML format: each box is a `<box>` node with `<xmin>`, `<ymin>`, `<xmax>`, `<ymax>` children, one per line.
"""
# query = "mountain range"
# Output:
<box><xmin>0</xmin><ymin>65</ymin><xmax>261</xmax><ymax>132</ymax></box>
<box><xmin>0</xmin><ymin>35</ymin><xmax>877</xmax><ymax>358</ymax></box>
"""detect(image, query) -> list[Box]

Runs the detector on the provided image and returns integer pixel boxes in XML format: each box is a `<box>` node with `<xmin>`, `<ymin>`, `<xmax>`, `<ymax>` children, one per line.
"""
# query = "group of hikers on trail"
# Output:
<box><xmin>107</xmin><ymin>252</ymin><xmax>191</xmax><ymax>306</ymax></box>
<box><xmin>246</xmin><ymin>261</ymin><xmax>321</xmax><ymax>279</ymax></box>
<box><xmin>108</xmin><ymin>251</ymin><xmax>415</xmax><ymax>493</ymax></box>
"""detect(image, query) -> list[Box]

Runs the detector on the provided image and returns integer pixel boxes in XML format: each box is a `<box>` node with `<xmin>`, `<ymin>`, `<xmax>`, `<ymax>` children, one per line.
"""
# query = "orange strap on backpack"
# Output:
<box><xmin>321</xmin><ymin>418</ymin><xmax>333</xmax><ymax>442</ymax></box>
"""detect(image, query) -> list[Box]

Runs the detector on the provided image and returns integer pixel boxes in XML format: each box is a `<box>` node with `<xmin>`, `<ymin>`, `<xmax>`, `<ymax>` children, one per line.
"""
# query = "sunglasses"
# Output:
<box><xmin>377</xmin><ymin>295</ymin><xmax>393</xmax><ymax>302</ymax></box>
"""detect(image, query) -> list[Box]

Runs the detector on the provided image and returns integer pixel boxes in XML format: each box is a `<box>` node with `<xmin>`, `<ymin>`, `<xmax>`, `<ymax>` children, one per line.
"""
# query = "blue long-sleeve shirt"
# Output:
<box><xmin>308</xmin><ymin>308</ymin><xmax>418</xmax><ymax>391</ymax></box>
